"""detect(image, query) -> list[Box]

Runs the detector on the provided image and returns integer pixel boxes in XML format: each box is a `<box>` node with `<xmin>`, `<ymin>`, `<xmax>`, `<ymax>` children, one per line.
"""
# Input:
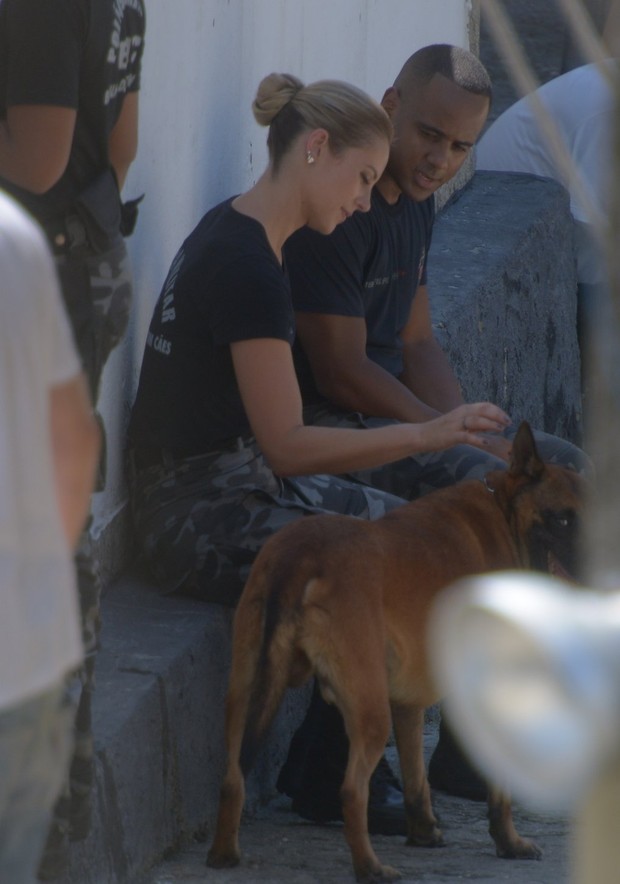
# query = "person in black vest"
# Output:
<box><xmin>0</xmin><ymin>1</ymin><xmax>145</xmax><ymax>876</ymax></box>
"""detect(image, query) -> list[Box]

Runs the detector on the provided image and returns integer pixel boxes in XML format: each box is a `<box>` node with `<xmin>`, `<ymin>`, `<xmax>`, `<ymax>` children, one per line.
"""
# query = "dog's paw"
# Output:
<box><xmin>355</xmin><ymin>862</ymin><xmax>402</xmax><ymax>883</ymax></box>
<box><xmin>406</xmin><ymin>823</ymin><xmax>444</xmax><ymax>848</ymax></box>
<box><xmin>206</xmin><ymin>846</ymin><xmax>241</xmax><ymax>869</ymax></box>
<box><xmin>496</xmin><ymin>836</ymin><xmax>543</xmax><ymax>861</ymax></box>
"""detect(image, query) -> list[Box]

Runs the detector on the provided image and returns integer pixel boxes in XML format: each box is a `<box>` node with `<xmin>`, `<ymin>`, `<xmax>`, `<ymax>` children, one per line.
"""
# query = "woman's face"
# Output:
<box><xmin>304</xmin><ymin>136</ymin><xmax>390</xmax><ymax>234</ymax></box>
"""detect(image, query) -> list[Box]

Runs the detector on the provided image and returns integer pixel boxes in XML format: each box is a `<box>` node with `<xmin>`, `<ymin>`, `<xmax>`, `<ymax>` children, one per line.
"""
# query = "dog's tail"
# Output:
<box><xmin>231</xmin><ymin>543</ymin><xmax>313</xmax><ymax>777</ymax></box>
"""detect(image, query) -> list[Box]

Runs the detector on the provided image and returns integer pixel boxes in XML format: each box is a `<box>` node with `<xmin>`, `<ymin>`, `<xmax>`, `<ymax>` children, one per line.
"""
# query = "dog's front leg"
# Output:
<box><xmin>487</xmin><ymin>785</ymin><xmax>542</xmax><ymax>860</ymax></box>
<box><xmin>391</xmin><ymin>703</ymin><xmax>443</xmax><ymax>847</ymax></box>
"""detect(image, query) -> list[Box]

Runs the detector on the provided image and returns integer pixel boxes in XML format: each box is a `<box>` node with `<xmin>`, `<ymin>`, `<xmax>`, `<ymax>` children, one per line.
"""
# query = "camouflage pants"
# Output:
<box><xmin>38</xmin><ymin>239</ymin><xmax>132</xmax><ymax>878</ymax></box>
<box><xmin>127</xmin><ymin>438</ymin><xmax>407</xmax><ymax>608</ymax></box>
<box><xmin>302</xmin><ymin>403</ymin><xmax>590</xmax><ymax>499</ymax></box>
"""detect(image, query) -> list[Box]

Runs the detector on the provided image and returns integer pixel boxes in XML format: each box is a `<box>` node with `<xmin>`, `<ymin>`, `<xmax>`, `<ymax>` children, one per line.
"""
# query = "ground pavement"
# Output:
<box><xmin>142</xmin><ymin>725</ymin><xmax>572</xmax><ymax>884</ymax></box>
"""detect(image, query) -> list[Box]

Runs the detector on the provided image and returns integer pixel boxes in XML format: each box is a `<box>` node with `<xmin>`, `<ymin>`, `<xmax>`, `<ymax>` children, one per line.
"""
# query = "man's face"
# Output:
<box><xmin>379</xmin><ymin>73</ymin><xmax>490</xmax><ymax>203</ymax></box>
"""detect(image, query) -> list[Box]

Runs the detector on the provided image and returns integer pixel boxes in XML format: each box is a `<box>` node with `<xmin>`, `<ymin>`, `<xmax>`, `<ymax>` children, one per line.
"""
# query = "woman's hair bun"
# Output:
<box><xmin>252</xmin><ymin>72</ymin><xmax>304</xmax><ymax>126</ymax></box>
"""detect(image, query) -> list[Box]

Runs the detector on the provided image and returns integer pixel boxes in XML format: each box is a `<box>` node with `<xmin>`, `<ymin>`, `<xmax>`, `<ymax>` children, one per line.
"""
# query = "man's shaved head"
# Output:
<box><xmin>393</xmin><ymin>44</ymin><xmax>492</xmax><ymax>103</ymax></box>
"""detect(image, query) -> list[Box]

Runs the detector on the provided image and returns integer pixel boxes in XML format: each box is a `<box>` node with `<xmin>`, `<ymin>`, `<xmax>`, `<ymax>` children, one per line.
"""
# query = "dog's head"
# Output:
<box><xmin>488</xmin><ymin>421</ymin><xmax>585</xmax><ymax>580</ymax></box>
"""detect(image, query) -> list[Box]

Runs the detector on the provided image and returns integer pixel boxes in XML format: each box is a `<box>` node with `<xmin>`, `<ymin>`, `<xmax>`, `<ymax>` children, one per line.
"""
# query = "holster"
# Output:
<box><xmin>45</xmin><ymin>167</ymin><xmax>143</xmax><ymax>256</ymax></box>
<box><xmin>73</xmin><ymin>167</ymin><xmax>122</xmax><ymax>253</ymax></box>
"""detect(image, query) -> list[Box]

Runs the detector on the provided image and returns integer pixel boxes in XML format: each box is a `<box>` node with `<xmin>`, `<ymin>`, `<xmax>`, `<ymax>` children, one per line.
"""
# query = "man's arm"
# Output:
<box><xmin>49</xmin><ymin>373</ymin><xmax>101</xmax><ymax>549</ymax></box>
<box><xmin>398</xmin><ymin>284</ymin><xmax>464</xmax><ymax>411</ymax></box>
<box><xmin>295</xmin><ymin>309</ymin><xmax>442</xmax><ymax>423</ymax></box>
<box><xmin>108</xmin><ymin>92</ymin><xmax>139</xmax><ymax>190</ymax></box>
<box><xmin>0</xmin><ymin>105</ymin><xmax>76</xmax><ymax>193</ymax></box>
<box><xmin>0</xmin><ymin>90</ymin><xmax>138</xmax><ymax>196</ymax></box>
<box><xmin>399</xmin><ymin>284</ymin><xmax>512</xmax><ymax>460</ymax></box>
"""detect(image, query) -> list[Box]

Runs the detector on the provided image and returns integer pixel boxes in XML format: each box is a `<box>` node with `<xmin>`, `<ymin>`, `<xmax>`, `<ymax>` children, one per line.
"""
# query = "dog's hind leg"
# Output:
<box><xmin>332</xmin><ymin>661</ymin><xmax>401</xmax><ymax>882</ymax></box>
<box><xmin>208</xmin><ymin>585</ymin><xmax>298</xmax><ymax>868</ymax></box>
<box><xmin>207</xmin><ymin>610</ymin><xmax>261</xmax><ymax>869</ymax></box>
<box><xmin>487</xmin><ymin>785</ymin><xmax>542</xmax><ymax>860</ymax></box>
<box><xmin>206</xmin><ymin>678</ymin><xmax>250</xmax><ymax>868</ymax></box>
<box><xmin>391</xmin><ymin>703</ymin><xmax>443</xmax><ymax>848</ymax></box>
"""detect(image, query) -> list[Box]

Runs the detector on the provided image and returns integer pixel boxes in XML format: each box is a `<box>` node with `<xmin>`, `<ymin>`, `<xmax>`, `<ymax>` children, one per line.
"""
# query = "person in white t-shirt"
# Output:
<box><xmin>476</xmin><ymin>60</ymin><xmax>616</xmax><ymax>353</ymax></box>
<box><xmin>0</xmin><ymin>190</ymin><xmax>99</xmax><ymax>883</ymax></box>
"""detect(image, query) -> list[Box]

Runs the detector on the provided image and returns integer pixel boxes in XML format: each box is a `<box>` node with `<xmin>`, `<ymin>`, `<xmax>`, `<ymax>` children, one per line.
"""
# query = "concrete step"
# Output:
<box><xmin>58</xmin><ymin>570</ymin><xmax>310</xmax><ymax>884</ymax></box>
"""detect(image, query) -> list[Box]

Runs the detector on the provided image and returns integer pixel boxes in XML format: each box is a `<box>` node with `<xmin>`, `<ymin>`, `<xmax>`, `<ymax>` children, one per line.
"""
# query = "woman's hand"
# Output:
<box><xmin>417</xmin><ymin>402</ymin><xmax>511</xmax><ymax>453</ymax></box>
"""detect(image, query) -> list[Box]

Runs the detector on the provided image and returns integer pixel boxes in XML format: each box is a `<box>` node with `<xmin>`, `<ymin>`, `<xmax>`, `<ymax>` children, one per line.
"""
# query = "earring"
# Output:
<box><xmin>306</xmin><ymin>151</ymin><xmax>315</xmax><ymax>165</ymax></box>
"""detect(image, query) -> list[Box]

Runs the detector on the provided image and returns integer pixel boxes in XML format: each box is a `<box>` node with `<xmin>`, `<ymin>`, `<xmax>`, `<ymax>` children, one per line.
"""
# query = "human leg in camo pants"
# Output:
<box><xmin>301</xmin><ymin>403</ymin><xmax>590</xmax><ymax>499</ymax></box>
<box><xmin>38</xmin><ymin>240</ymin><xmax>132</xmax><ymax>879</ymax></box>
<box><xmin>127</xmin><ymin>439</ymin><xmax>408</xmax><ymax>607</ymax></box>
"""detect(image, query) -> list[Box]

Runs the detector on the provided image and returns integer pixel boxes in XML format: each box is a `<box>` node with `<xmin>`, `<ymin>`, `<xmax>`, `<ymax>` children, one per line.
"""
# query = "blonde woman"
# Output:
<box><xmin>128</xmin><ymin>71</ymin><xmax>509</xmax><ymax>605</ymax></box>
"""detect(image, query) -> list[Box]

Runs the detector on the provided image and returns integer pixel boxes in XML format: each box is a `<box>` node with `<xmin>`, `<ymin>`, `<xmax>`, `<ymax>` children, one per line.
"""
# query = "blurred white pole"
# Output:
<box><xmin>574</xmin><ymin>4</ymin><xmax>620</xmax><ymax>879</ymax></box>
<box><xmin>479</xmin><ymin>2</ymin><xmax>620</xmax><ymax>881</ymax></box>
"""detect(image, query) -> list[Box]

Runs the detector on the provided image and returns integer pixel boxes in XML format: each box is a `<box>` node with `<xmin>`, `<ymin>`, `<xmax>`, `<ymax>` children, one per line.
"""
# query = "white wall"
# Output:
<box><xmin>92</xmin><ymin>0</ymin><xmax>473</xmax><ymax>553</ymax></box>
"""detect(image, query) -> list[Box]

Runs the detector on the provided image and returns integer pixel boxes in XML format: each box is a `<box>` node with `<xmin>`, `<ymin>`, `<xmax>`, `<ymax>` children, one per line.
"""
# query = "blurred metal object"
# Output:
<box><xmin>429</xmin><ymin>571</ymin><xmax>620</xmax><ymax>811</ymax></box>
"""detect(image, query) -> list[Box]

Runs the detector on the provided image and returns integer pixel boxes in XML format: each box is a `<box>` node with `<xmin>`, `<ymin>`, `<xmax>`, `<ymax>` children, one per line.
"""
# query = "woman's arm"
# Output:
<box><xmin>231</xmin><ymin>338</ymin><xmax>510</xmax><ymax>477</ymax></box>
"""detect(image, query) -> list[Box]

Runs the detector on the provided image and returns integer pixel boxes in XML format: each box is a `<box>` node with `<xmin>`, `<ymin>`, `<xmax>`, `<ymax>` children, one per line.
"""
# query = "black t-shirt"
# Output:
<box><xmin>0</xmin><ymin>0</ymin><xmax>145</xmax><ymax>222</ymax></box>
<box><xmin>128</xmin><ymin>199</ymin><xmax>295</xmax><ymax>451</ymax></box>
<box><xmin>285</xmin><ymin>188</ymin><xmax>435</xmax><ymax>402</ymax></box>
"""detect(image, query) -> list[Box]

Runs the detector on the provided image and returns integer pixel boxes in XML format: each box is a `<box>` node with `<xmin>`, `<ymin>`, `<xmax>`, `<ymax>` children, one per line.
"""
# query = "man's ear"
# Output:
<box><xmin>381</xmin><ymin>86</ymin><xmax>400</xmax><ymax>119</ymax></box>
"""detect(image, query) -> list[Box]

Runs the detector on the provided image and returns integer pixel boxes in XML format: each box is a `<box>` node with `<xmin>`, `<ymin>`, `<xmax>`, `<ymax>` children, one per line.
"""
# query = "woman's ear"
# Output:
<box><xmin>305</xmin><ymin>128</ymin><xmax>329</xmax><ymax>161</ymax></box>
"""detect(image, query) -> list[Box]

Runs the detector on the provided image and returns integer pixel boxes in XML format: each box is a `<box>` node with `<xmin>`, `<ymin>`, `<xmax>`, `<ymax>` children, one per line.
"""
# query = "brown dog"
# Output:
<box><xmin>207</xmin><ymin>422</ymin><xmax>584</xmax><ymax>882</ymax></box>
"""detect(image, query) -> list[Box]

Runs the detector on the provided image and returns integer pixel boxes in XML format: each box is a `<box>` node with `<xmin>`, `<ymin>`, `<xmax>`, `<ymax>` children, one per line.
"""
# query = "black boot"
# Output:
<box><xmin>427</xmin><ymin>711</ymin><xmax>487</xmax><ymax>802</ymax></box>
<box><xmin>277</xmin><ymin>683</ymin><xmax>407</xmax><ymax>836</ymax></box>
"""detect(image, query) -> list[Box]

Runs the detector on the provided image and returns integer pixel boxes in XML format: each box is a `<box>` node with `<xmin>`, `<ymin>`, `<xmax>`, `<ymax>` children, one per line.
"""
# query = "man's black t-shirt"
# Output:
<box><xmin>128</xmin><ymin>199</ymin><xmax>295</xmax><ymax>451</ymax></box>
<box><xmin>0</xmin><ymin>0</ymin><xmax>145</xmax><ymax>222</ymax></box>
<box><xmin>285</xmin><ymin>188</ymin><xmax>435</xmax><ymax>402</ymax></box>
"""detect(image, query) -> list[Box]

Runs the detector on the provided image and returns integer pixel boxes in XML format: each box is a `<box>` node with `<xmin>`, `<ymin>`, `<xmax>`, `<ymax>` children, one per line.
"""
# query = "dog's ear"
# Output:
<box><xmin>508</xmin><ymin>421</ymin><xmax>545</xmax><ymax>481</ymax></box>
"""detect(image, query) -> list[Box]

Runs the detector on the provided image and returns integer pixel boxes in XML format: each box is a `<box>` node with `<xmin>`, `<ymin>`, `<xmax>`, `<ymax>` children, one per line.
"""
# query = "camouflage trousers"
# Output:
<box><xmin>38</xmin><ymin>239</ymin><xmax>132</xmax><ymax>879</ymax></box>
<box><xmin>127</xmin><ymin>438</ymin><xmax>407</xmax><ymax>608</ymax></box>
<box><xmin>127</xmin><ymin>406</ymin><xmax>589</xmax><ymax>611</ymax></box>
<box><xmin>302</xmin><ymin>403</ymin><xmax>590</xmax><ymax>499</ymax></box>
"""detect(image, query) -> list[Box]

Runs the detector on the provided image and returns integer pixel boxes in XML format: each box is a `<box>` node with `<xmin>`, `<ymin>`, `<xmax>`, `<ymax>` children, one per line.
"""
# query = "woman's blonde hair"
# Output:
<box><xmin>253</xmin><ymin>72</ymin><xmax>392</xmax><ymax>172</ymax></box>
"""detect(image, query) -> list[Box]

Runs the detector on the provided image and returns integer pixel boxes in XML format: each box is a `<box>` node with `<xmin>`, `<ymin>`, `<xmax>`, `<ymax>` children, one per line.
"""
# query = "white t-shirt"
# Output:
<box><xmin>477</xmin><ymin>62</ymin><xmax>615</xmax><ymax>284</ymax></box>
<box><xmin>0</xmin><ymin>191</ymin><xmax>83</xmax><ymax>711</ymax></box>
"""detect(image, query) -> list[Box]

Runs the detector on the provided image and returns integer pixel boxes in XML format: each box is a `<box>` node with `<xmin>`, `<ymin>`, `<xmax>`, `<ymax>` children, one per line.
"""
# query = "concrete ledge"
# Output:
<box><xmin>60</xmin><ymin>170</ymin><xmax>583</xmax><ymax>883</ymax></box>
<box><xmin>429</xmin><ymin>170</ymin><xmax>583</xmax><ymax>444</ymax></box>
<box><xmin>59</xmin><ymin>572</ymin><xmax>311</xmax><ymax>884</ymax></box>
